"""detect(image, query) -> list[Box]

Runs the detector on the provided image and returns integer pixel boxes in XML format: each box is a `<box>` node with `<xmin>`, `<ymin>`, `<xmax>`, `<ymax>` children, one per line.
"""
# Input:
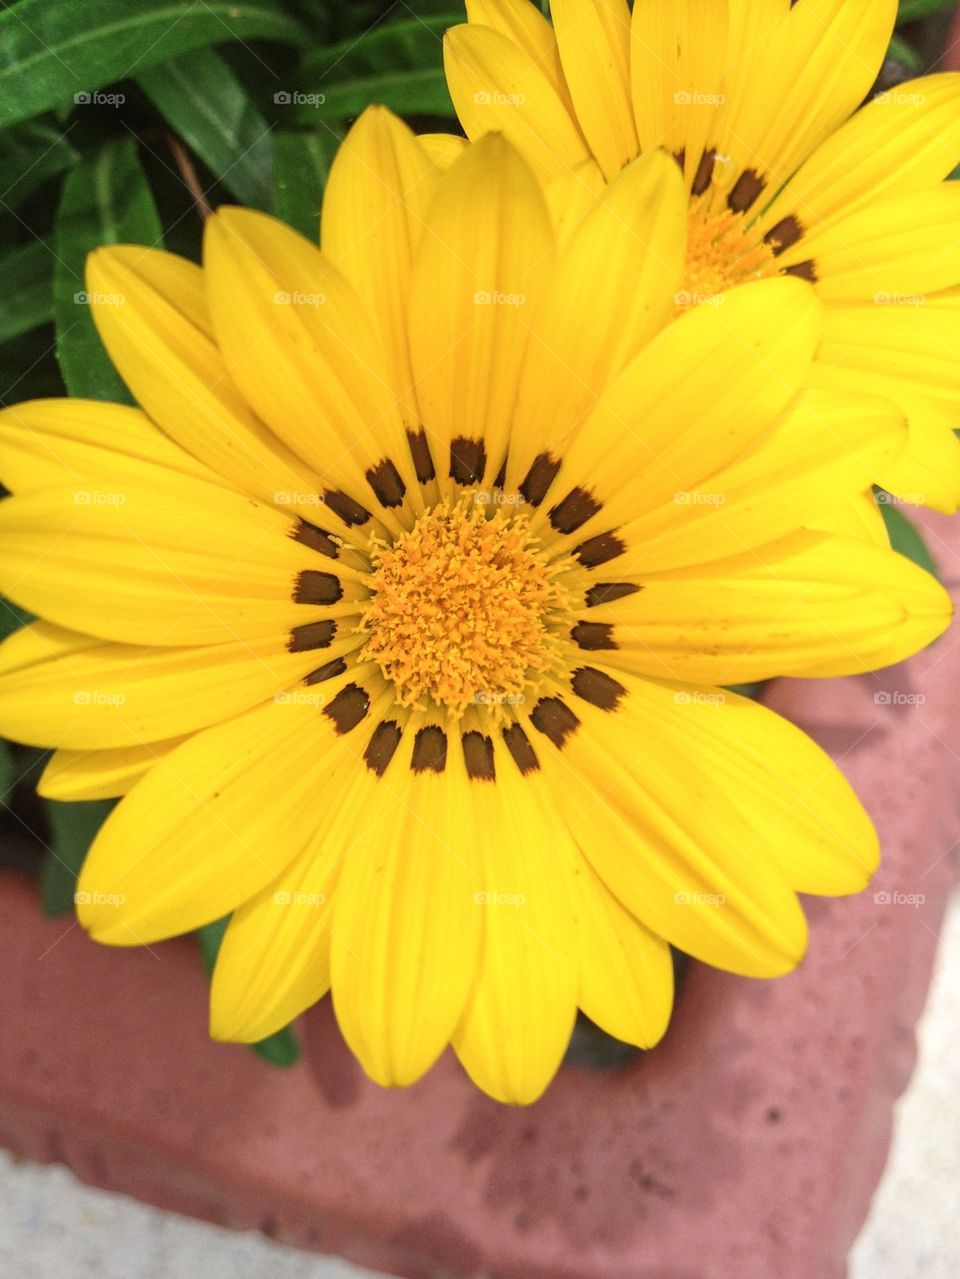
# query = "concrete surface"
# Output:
<box><xmin>0</xmin><ymin>891</ymin><xmax>956</xmax><ymax>1278</ymax></box>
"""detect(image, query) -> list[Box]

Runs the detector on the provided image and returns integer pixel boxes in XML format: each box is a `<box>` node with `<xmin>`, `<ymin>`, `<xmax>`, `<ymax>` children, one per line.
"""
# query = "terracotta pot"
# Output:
<box><xmin>1</xmin><ymin>509</ymin><xmax>959</xmax><ymax>1279</ymax></box>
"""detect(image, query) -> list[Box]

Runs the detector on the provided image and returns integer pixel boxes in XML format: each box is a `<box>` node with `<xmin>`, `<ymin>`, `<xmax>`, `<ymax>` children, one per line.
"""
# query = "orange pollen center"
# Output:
<box><xmin>358</xmin><ymin>498</ymin><xmax>568</xmax><ymax>719</ymax></box>
<box><xmin>679</xmin><ymin>201</ymin><xmax>776</xmax><ymax>310</ymax></box>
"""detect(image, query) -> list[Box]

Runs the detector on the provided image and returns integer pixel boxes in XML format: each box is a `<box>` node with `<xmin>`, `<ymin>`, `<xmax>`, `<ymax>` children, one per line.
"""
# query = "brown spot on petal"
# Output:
<box><xmin>502</xmin><ymin>723</ymin><xmax>539</xmax><ymax>775</ymax></box>
<box><xmin>450</xmin><ymin>437</ymin><xmax>486</xmax><ymax>486</ymax></box>
<box><xmin>574</xmin><ymin>532</ymin><xmax>625</xmax><ymax>568</ymax></box>
<box><xmin>324</xmin><ymin>489</ymin><xmax>371</xmax><ymax>527</ymax></box>
<box><xmin>520</xmin><ymin>452</ymin><xmax>561</xmax><ymax>507</ymax></box>
<box><xmin>763</xmin><ymin>215</ymin><xmax>803</xmax><ymax>256</ymax></box>
<box><xmin>727</xmin><ymin>169</ymin><xmax>766</xmax><ymax>214</ymax></box>
<box><xmin>366</xmin><ymin>458</ymin><xmax>406</xmax><ymax>509</ymax></box>
<box><xmin>572</xmin><ymin>621</ymin><xmax>617</xmax><ymax>651</ymax></box>
<box><xmin>364</xmin><ymin>720</ymin><xmax>402</xmax><ymax>776</ymax></box>
<box><xmin>585</xmin><ymin>581</ymin><xmax>640</xmax><ymax>608</ymax></box>
<box><xmin>288</xmin><ymin>619</ymin><xmax>337</xmax><ymax>652</ymax></box>
<box><xmin>783</xmin><ymin>259</ymin><xmax>818</xmax><ymax>282</ymax></box>
<box><xmin>692</xmin><ymin>148</ymin><xmax>716</xmax><ymax>197</ymax></box>
<box><xmin>572</xmin><ymin>666</ymin><xmax>626</xmax><ymax>711</ymax></box>
<box><xmin>305</xmin><ymin>657</ymin><xmax>347</xmax><ymax>684</ymax></box>
<box><xmin>294</xmin><ymin>571</ymin><xmax>342</xmax><ymax>605</ymax></box>
<box><xmin>407</xmin><ymin>428</ymin><xmax>436</xmax><ymax>484</ymax></box>
<box><xmin>323</xmin><ymin>683</ymin><xmax>370</xmax><ymax>734</ymax></box>
<box><xmin>549</xmin><ymin>487</ymin><xmax>602</xmax><ymax>535</ymax></box>
<box><xmin>411</xmin><ymin>725</ymin><xmax>447</xmax><ymax>774</ymax></box>
<box><xmin>530</xmin><ymin>696</ymin><xmax>580</xmax><ymax>748</ymax></box>
<box><xmin>462</xmin><ymin>730</ymin><xmax>496</xmax><ymax>781</ymax></box>
<box><xmin>292</xmin><ymin>518</ymin><xmax>339</xmax><ymax>559</ymax></box>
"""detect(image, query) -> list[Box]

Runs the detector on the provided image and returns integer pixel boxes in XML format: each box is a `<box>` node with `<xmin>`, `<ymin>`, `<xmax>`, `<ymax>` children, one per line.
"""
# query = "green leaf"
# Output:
<box><xmin>54</xmin><ymin>137</ymin><xmax>163</xmax><ymax>402</ymax></box>
<box><xmin>292</xmin><ymin>16</ymin><xmax>459</xmax><ymax>121</ymax></box>
<box><xmin>886</xmin><ymin>33</ymin><xmax>922</xmax><ymax>73</ymax></box>
<box><xmin>40</xmin><ymin>798</ymin><xmax>115</xmax><ymax>916</ymax></box>
<box><xmin>0</xmin><ymin>241</ymin><xmax>55</xmax><ymax>342</ymax></box>
<box><xmin>0</xmin><ymin>740</ymin><xmax>14</xmax><ymax>803</ymax></box>
<box><xmin>0</xmin><ymin>599</ymin><xmax>32</xmax><ymax>642</ymax></box>
<box><xmin>897</xmin><ymin>0</ymin><xmax>956</xmax><ymax>23</ymax></box>
<box><xmin>0</xmin><ymin>0</ymin><xmax>308</xmax><ymax>129</ymax></box>
<box><xmin>877</xmin><ymin>498</ymin><xmax>941</xmax><ymax>580</ymax></box>
<box><xmin>0</xmin><ymin>119</ymin><xmax>80</xmax><ymax>210</ymax></box>
<box><xmin>139</xmin><ymin>48</ymin><xmax>276</xmax><ymax>211</ymax></box>
<box><xmin>273</xmin><ymin>129</ymin><xmax>340</xmax><ymax>239</ymax></box>
<box><xmin>197</xmin><ymin>915</ymin><xmax>301</xmax><ymax>1068</ymax></box>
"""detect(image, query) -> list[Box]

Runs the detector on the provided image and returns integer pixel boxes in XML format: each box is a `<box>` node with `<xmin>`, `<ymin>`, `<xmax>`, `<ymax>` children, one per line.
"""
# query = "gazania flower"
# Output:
<box><xmin>0</xmin><ymin>110</ymin><xmax>950</xmax><ymax>1104</ymax></box>
<box><xmin>444</xmin><ymin>0</ymin><xmax>960</xmax><ymax>512</ymax></box>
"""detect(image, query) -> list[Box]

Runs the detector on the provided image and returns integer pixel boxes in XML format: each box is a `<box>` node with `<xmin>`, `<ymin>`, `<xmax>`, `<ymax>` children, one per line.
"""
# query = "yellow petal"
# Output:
<box><xmin>38</xmin><ymin>738</ymin><xmax>187</xmax><ymax>801</ymax></box>
<box><xmin>709</xmin><ymin>0</ymin><xmax>896</xmax><ymax>214</ymax></box>
<box><xmin>525</xmin><ymin>668</ymin><xmax>876</xmax><ymax>971</ymax></box>
<box><xmin>211</xmin><ymin>827</ymin><xmax>341</xmax><ymax>1042</ymax></box>
<box><xmin>536</xmin><ymin>277</ymin><xmax>823</xmax><ymax>545</ymax></box>
<box><xmin>778</xmin><ymin>185</ymin><xmax>960</xmax><ymax>300</ymax></box>
<box><xmin>551</xmin><ymin>0</ymin><xmax>637</xmax><ymax>180</ymax></box>
<box><xmin>204</xmin><ymin>207</ymin><xmax>416</xmax><ymax>527</ymax></box>
<box><xmin>331</xmin><ymin>720</ymin><xmax>483</xmax><ymax>1087</ymax></box>
<box><xmin>321</xmin><ymin>107</ymin><xmax>439</xmax><ymax>431</ymax></box>
<box><xmin>615</xmin><ymin>386</ymin><xmax>907</xmax><ymax>572</ymax></box>
<box><xmin>76</xmin><ymin>683</ymin><xmax>365</xmax><ymax>944</ymax></box>
<box><xmin>0</xmin><ymin>398</ymin><xmax>214</xmax><ymax>494</ymax></box>
<box><xmin>409</xmin><ymin>133</ymin><xmax>553</xmax><ymax>491</ymax></box>
<box><xmin>630</xmin><ymin>0</ymin><xmax>730</xmax><ymax>187</ymax></box>
<box><xmin>570</xmin><ymin>818</ymin><xmax>674</xmax><ymax>1047</ymax></box>
<box><xmin>0</xmin><ymin>623</ymin><xmax>349</xmax><ymax>748</ymax></box>
<box><xmin>86</xmin><ymin>247</ymin><xmax>323</xmax><ymax>522</ymax></box>
<box><xmin>465</xmin><ymin>0</ymin><xmax>572</xmax><ymax>105</ymax></box>
<box><xmin>0</xmin><ymin>477</ymin><xmax>357</xmax><ymax>645</ymax></box>
<box><xmin>507</xmin><ymin>147</ymin><xmax>687</xmax><ymax>488</ymax></box>
<box><xmin>453</xmin><ymin>734</ymin><xmax>578</xmax><ymax>1104</ymax></box>
<box><xmin>584</xmin><ymin>529</ymin><xmax>951</xmax><ymax>683</ymax></box>
<box><xmin>757</xmin><ymin>73</ymin><xmax>960</xmax><ymax>240</ymax></box>
<box><xmin>443</xmin><ymin>24</ymin><xmax>590</xmax><ymax>183</ymax></box>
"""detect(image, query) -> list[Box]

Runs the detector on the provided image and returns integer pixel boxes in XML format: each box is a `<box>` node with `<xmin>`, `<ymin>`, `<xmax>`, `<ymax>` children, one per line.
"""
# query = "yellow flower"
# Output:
<box><xmin>0</xmin><ymin>109</ymin><xmax>950</xmax><ymax>1104</ymax></box>
<box><xmin>444</xmin><ymin>0</ymin><xmax>960</xmax><ymax>512</ymax></box>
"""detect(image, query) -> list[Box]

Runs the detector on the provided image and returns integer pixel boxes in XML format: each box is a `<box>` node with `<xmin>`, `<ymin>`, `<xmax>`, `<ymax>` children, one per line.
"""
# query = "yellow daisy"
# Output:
<box><xmin>0</xmin><ymin>109</ymin><xmax>950</xmax><ymax>1104</ymax></box>
<box><xmin>444</xmin><ymin>0</ymin><xmax>960</xmax><ymax>512</ymax></box>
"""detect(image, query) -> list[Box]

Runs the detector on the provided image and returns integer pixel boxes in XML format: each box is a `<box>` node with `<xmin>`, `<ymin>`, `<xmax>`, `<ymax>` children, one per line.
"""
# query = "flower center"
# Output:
<box><xmin>358</xmin><ymin>497</ymin><xmax>569</xmax><ymax>719</ymax></box>
<box><xmin>678</xmin><ymin>200</ymin><xmax>777</xmax><ymax>309</ymax></box>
